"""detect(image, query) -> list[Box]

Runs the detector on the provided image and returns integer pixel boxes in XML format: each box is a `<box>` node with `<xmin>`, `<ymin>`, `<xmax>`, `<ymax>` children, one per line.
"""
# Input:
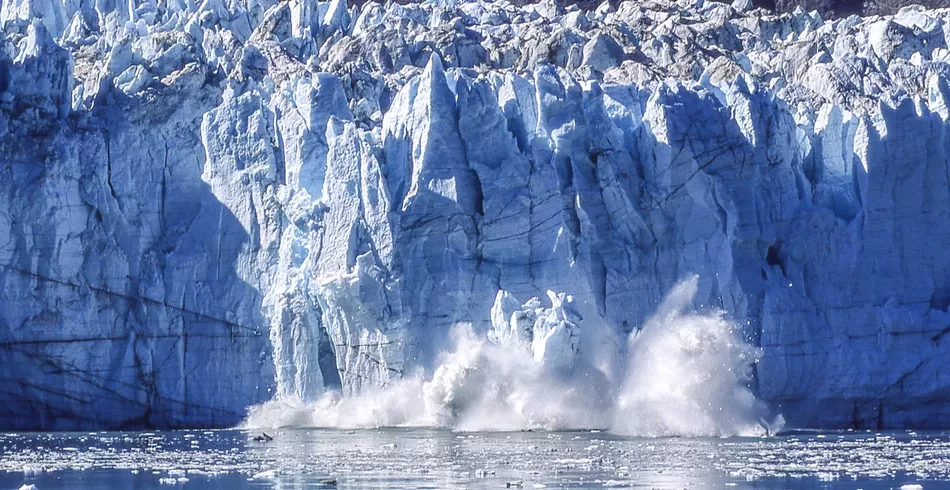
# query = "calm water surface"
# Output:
<box><xmin>1</xmin><ymin>429</ymin><xmax>948</xmax><ymax>489</ymax></box>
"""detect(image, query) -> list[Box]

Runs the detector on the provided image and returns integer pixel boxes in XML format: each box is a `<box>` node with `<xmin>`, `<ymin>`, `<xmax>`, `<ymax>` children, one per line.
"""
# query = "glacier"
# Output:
<box><xmin>3</xmin><ymin>0</ymin><xmax>950</xmax><ymax>430</ymax></box>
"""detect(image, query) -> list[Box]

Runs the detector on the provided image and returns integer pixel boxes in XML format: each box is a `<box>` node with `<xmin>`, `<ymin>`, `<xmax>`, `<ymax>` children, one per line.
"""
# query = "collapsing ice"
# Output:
<box><xmin>246</xmin><ymin>276</ymin><xmax>784</xmax><ymax>437</ymax></box>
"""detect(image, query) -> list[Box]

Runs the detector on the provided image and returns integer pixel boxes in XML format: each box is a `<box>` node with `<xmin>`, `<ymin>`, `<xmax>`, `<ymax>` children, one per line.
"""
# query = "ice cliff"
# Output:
<box><xmin>3</xmin><ymin>0</ymin><xmax>950</xmax><ymax>430</ymax></box>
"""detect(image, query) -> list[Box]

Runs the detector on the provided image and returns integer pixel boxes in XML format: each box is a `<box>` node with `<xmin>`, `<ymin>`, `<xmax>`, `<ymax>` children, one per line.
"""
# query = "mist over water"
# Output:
<box><xmin>245</xmin><ymin>276</ymin><xmax>782</xmax><ymax>437</ymax></box>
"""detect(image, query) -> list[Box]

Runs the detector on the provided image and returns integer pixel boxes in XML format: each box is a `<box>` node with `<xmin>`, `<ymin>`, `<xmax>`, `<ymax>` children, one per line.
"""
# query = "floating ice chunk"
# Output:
<box><xmin>251</xmin><ymin>470</ymin><xmax>277</xmax><ymax>479</ymax></box>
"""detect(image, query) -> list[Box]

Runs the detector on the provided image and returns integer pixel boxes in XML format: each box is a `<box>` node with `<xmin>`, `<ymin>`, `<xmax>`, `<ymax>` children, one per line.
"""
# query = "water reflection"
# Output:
<box><xmin>0</xmin><ymin>429</ymin><xmax>949</xmax><ymax>489</ymax></box>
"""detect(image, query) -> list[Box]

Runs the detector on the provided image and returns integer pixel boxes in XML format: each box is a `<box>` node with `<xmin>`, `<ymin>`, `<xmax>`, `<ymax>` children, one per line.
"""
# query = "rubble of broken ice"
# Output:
<box><xmin>3</xmin><ymin>0</ymin><xmax>950</xmax><ymax>430</ymax></box>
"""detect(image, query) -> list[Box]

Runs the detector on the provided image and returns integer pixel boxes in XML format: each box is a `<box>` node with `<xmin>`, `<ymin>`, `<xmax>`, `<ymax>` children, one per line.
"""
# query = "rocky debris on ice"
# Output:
<box><xmin>4</xmin><ymin>0</ymin><xmax>950</xmax><ymax>429</ymax></box>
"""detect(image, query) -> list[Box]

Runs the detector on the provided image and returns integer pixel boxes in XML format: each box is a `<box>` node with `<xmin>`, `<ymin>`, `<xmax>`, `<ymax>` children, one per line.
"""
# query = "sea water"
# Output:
<box><xmin>1</xmin><ymin>428</ymin><xmax>949</xmax><ymax>489</ymax></box>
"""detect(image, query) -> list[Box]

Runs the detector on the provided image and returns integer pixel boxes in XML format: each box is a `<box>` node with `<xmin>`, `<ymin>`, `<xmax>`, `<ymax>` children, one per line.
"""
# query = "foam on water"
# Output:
<box><xmin>245</xmin><ymin>276</ymin><xmax>781</xmax><ymax>437</ymax></box>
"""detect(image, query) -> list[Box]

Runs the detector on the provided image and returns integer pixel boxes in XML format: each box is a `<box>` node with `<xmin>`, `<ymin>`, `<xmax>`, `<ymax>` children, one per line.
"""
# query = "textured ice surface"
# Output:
<box><xmin>4</xmin><ymin>0</ymin><xmax>950</xmax><ymax>429</ymax></box>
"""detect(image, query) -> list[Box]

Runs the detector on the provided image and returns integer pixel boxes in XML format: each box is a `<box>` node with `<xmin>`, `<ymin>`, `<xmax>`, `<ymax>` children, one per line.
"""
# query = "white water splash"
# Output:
<box><xmin>247</xmin><ymin>326</ymin><xmax>611</xmax><ymax>431</ymax></box>
<box><xmin>612</xmin><ymin>276</ymin><xmax>780</xmax><ymax>437</ymax></box>
<box><xmin>245</xmin><ymin>276</ymin><xmax>782</xmax><ymax>437</ymax></box>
